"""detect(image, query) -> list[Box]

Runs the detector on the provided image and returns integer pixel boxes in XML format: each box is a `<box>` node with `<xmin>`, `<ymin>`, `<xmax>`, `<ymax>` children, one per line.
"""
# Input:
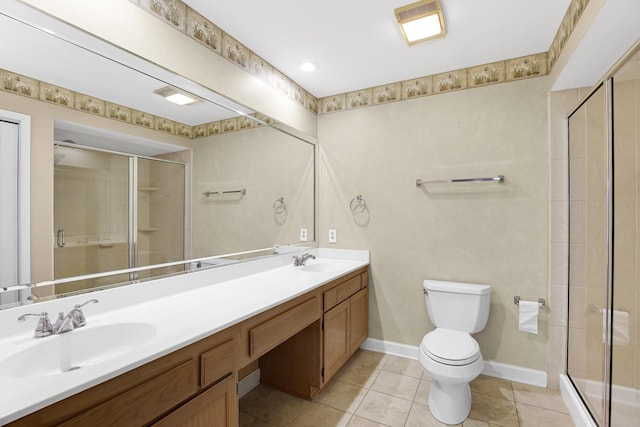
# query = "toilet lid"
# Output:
<box><xmin>421</xmin><ymin>329</ymin><xmax>480</xmax><ymax>366</ymax></box>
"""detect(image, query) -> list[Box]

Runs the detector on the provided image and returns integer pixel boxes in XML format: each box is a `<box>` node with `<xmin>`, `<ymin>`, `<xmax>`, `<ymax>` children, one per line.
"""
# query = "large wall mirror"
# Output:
<box><xmin>0</xmin><ymin>2</ymin><xmax>316</xmax><ymax>308</ymax></box>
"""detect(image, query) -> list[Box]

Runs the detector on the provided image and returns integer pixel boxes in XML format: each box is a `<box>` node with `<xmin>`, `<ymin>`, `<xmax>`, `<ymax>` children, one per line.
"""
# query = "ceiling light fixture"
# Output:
<box><xmin>395</xmin><ymin>0</ymin><xmax>446</xmax><ymax>46</ymax></box>
<box><xmin>298</xmin><ymin>61</ymin><xmax>319</xmax><ymax>72</ymax></box>
<box><xmin>154</xmin><ymin>86</ymin><xmax>202</xmax><ymax>106</ymax></box>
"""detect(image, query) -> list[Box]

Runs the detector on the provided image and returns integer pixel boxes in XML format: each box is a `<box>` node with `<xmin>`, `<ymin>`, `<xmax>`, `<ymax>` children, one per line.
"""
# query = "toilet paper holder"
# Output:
<box><xmin>514</xmin><ymin>296</ymin><xmax>545</xmax><ymax>308</ymax></box>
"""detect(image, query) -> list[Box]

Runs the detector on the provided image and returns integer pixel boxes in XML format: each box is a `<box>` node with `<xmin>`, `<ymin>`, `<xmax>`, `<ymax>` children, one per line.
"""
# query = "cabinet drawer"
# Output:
<box><xmin>62</xmin><ymin>359</ymin><xmax>197</xmax><ymax>427</ymax></box>
<box><xmin>250</xmin><ymin>296</ymin><xmax>320</xmax><ymax>358</ymax></box>
<box><xmin>152</xmin><ymin>373</ymin><xmax>237</xmax><ymax>427</ymax></box>
<box><xmin>201</xmin><ymin>339</ymin><xmax>235</xmax><ymax>388</ymax></box>
<box><xmin>324</xmin><ymin>275</ymin><xmax>361</xmax><ymax>311</ymax></box>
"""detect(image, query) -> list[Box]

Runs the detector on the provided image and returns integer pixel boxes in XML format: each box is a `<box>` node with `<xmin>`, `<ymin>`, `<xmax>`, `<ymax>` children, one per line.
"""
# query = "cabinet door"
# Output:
<box><xmin>323</xmin><ymin>299</ymin><xmax>350</xmax><ymax>383</ymax></box>
<box><xmin>350</xmin><ymin>288</ymin><xmax>368</xmax><ymax>354</ymax></box>
<box><xmin>152</xmin><ymin>374</ymin><xmax>238</xmax><ymax>427</ymax></box>
<box><xmin>61</xmin><ymin>360</ymin><xmax>197</xmax><ymax>427</ymax></box>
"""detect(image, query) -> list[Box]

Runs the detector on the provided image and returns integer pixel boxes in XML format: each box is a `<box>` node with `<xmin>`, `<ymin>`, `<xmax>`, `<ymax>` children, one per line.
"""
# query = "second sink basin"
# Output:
<box><xmin>0</xmin><ymin>322</ymin><xmax>157</xmax><ymax>379</ymax></box>
<box><xmin>301</xmin><ymin>264</ymin><xmax>338</xmax><ymax>273</ymax></box>
<box><xmin>300</xmin><ymin>260</ymin><xmax>345</xmax><ymax>273</ymax></box>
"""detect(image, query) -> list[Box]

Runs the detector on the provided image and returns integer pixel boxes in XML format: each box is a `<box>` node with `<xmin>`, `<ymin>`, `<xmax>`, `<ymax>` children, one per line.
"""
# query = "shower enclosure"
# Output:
<box><xmin>53</xmin><ymin>143</ymin><xmax>185</xmax><ymax>293</ymax></box>
<box><xmin>566</xmin><ymin>46</ymin><xmax>640</xmax><ymax>426</ymax></box>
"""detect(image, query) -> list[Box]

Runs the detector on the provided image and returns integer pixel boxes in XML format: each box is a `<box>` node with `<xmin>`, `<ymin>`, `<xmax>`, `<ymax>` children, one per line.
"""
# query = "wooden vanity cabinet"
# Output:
<box><xmin>9</xmin><ymin>265</ymin><xmax>369</xmax><ymax>426</ymax></box>
<box><xmin>151</xmin><ymin>373</ymin><xmax>236</xmax><ymax>427</ymax></box>
<box><xmin>323</xmin><ymin>268</ymin><xmax>369</xmax><ymax>384</ymax></box>
<box><xmin>256</xmin><ymin>267</ymin><xmax>369</xmax><ymax>394</ymax></box>
<box><xmin>9</xmin><ymin>325</ymin><xmax>239</xmax><ymax>427</ymax></box>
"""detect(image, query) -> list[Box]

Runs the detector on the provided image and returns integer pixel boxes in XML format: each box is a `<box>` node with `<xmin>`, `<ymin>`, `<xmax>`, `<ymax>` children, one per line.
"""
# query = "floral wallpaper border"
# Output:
<box><xmin>548</xmin><ymin>0</ymin><xmax>590</xmax><ymax>71</ymax></box>
<box><xmin>130</xmin><ymin>0</ymin><xmax>587</xmax><ymax>117</ymax></box>
<box><xmin>130</xmin><ymin>0</ymin><xmax>318</xmax><ymax>114</ymax></box>
<box><xmin>319</xmin><ymin>53</ymin><xmax>548</xmax><ymax>114</ymax></box>
<box><xmin>0</xmin><ymin>1</ymin><xmax>590</xmax><ymax>139</ymax></box>
<box><xmin>0</xmin><ymin>67</ymin><xmax>275</xmax><ymax>140</ymax></box>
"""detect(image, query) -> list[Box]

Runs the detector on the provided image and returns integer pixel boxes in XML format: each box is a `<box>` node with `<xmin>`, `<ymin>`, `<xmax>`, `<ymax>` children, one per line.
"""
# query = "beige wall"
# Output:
<box><xmin>191</xmin><ymin>125</ymin><xmax>314</xmax><ymax>258</ymax></box>
<box><xmin>318</xmin><ymin>77</ymin><xmax>551</xmax><ymax>371</ymax></box>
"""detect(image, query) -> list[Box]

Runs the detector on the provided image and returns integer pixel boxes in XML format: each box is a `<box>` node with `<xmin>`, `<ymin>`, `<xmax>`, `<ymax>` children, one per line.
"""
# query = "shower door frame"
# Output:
<box><xmin>53</xmin><ymin>141</ymin><xmax>187</xmax><ymax>283</ymax></box>
<box><xmin>565</xmin><ymin>75</ymin><xmax>618</xmax><ymax>427</ymax></box>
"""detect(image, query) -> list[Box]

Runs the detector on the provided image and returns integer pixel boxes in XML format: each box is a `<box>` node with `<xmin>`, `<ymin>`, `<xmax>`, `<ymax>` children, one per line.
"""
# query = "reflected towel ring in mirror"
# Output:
<box><xmin>273</xmin><ymin>197</ymin><xmax>286</xmax><ymax>214</ymax></box>
<box><xmin>350</xmin><ymin>195</ymin><xmax>367</xmax><ymax>214</ymax></box>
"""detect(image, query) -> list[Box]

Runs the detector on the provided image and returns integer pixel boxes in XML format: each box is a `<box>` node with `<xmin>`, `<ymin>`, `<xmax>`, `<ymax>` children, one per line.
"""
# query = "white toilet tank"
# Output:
<box><xmin>423</xmin><ymin>280</ymin><xmax>491</xmax><ymax>333</ymax></box>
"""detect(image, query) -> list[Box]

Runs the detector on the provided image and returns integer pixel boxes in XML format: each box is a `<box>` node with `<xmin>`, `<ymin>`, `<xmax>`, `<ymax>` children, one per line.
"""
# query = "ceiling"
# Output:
<box><xmin>5</xmin><ymin>0</ymin><xmax>639</xmax><ymax>126</ymax></box>
<box><xmin>184</xmin><ymin>0</ymin><xmax>572</xmax><ymax>98</ymax></box>
<box><xmin>1</xmin><ymin>0</ymin><xmax>253</xmax><ymax>126</ymax></box>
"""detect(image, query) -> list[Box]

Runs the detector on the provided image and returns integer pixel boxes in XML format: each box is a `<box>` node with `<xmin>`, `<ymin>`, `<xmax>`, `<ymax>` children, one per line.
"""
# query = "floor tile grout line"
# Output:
<box><xmin>514</xmin><ymin>400</ymin><xmax>571</xmax><ymax>416</ymax></box>
<box><xmin>351</xmin><ymin>388</ymin><xmax>370</xmax><ymax>418</ymax></box>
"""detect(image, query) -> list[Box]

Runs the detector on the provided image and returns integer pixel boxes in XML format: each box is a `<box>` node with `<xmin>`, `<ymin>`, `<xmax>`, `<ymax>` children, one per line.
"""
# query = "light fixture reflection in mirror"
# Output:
<box><xmin>0</xmin><ymin>5</ymin><xmax>317</xmax><ymax>308</ymax></box>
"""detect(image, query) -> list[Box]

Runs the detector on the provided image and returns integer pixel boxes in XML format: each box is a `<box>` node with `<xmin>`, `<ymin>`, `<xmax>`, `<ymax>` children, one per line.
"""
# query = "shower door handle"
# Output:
<box><xmin>56</xmin><ymin>229</ymin><xmax>66</xmax><ymax>248</ymax></box>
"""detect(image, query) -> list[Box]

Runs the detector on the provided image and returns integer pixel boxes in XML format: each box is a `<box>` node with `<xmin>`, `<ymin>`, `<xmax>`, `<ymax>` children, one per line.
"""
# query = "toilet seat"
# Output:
<box><xmin>421</xmin><ymin>329</ymin><xmax>480</xmax><ymax>366</ymax></box>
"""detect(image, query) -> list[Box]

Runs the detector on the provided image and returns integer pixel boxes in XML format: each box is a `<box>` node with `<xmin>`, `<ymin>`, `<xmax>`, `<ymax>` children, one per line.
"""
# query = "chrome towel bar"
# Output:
<box><xmin>416</xmin><ymin>175</ymin><xmax>504</xmax><ymax>186</ymax></box>
<box><xmin>203</xmin><ymin>188</ymin><xmax>246</xmax><ymax>197</ymax></box>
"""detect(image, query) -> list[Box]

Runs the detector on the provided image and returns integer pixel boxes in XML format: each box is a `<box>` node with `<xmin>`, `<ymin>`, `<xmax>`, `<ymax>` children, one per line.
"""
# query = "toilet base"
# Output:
<box><xmin>428</xmin><ymin>380</ymin><xmax>472</xmax><ymax>425</ymax></box>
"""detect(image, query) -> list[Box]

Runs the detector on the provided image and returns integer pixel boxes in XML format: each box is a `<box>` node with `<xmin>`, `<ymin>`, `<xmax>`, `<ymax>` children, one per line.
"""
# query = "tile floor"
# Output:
<box><xmin>239</xmin><ymin>350</ymin><xmax>575</xmax><ymax>427</ymax></box>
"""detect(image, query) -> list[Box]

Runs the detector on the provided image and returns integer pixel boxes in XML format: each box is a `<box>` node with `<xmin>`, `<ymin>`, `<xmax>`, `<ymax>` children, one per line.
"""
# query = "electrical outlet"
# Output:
<box><xmin>328</xmin><ymin>229</ymin><xmax>337</xmax><ymax>243</ymax></box>
<box><xmin>300</xmin><ymin>228</ymin><xmax>308</xmax><ymax>241</ymax></box>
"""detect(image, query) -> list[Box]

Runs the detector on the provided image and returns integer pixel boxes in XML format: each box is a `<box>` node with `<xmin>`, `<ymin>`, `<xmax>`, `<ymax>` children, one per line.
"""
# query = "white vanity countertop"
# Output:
<box><xmin>0</xmin><ymin>248</ymin><xmax>369</xmax><ymax>424</ymax></box>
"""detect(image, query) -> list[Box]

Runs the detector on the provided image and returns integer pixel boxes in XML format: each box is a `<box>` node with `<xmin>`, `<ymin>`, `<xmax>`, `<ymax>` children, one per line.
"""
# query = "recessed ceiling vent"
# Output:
<box><xmin>396</xmin><ymin>1</ymin><xmax>437</xmax><ymax>22</ymax></box>
<box><xmin>395</xmin><ymin>0</ymin><xmax>446</xmax><ymax>46</ymax></box>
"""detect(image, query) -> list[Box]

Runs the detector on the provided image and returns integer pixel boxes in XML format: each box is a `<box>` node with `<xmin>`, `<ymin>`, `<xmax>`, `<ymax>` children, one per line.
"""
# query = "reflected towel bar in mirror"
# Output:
<box><xmin>203</xmin><ymin>189</ymin><xmax>247</xmax><ymax>197</ymax></box>
<box><xmin>416</xmin><ymin>175</ymin><xmax>504</xmax><ymax>186</ymax></box>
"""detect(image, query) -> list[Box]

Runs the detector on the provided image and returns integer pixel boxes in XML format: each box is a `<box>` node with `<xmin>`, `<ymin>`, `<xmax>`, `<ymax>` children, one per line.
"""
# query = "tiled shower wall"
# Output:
<box><xmin>611</xmin><ymin>78</ymin><xmax>640</xmax><ymax>403</ymax></box>
<box><xmin>548</xmin><ymin>88</ymin><xmax>583</xmax><ymax>389</ymax></box>
<box><xmin>548</xmin><ymin>78</ymin><xmax>640</xmax><ymax>401</ymax></box>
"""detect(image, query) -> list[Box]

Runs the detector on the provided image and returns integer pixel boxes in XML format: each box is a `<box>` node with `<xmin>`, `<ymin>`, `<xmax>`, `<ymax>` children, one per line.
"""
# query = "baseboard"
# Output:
<box><xmin>559</xmin><ymin>374</ymin><xmax>597</xmax><ymax>427</ymax></box>
<box><xmin>237</xmin><ymin>368</ymin><xmax>260</xmax><ymax>398</ymax></box>
<box><xmin>361</xmin><ymin>338</ymin><xmax>547</xmax><ymax>387</ymax></box>
<box><xmin>482</xmin><ymin>360</ymin><xmax>547</xmax><ymax>387</ymax></box>
<box><xmin>360</xmin><ymin>337</ymin><xmax>419</xmax><ymax>359</ymax></box>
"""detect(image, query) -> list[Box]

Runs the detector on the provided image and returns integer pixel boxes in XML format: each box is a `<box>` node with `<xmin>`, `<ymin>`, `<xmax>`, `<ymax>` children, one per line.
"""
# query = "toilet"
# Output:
<box><xmin>418</xmin><ymin>280</ymin><xmax>491</xmax><ymax>425</ymax></box>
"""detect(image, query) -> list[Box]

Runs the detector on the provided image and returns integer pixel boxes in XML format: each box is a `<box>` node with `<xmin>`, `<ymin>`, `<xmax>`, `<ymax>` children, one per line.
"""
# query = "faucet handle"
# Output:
<box><xmin>74</xmin><ymin>298</ymin><xmax>99</xmax><ymax>310</ymax></box>
<box><xmin>17</xmin><ymin>312</ymin><xmax>53</xmax><ymax>338</ymax></box>
<box><xmin>72</xmin><ymin>298</ymin><xmax>98</xmax><ymax>328</ymax></box>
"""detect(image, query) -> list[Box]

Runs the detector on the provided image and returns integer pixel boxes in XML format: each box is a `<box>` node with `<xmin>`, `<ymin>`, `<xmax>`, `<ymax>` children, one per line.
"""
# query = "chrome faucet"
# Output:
<box><xmin>293</xmin><ymin>253</ymin><xmax>316</xmax><ymax>267</ymax></box>
<box><xmin>17</xmin><ymin>299</ymin><xmax>99</xmax><ymax>338</ymax></box>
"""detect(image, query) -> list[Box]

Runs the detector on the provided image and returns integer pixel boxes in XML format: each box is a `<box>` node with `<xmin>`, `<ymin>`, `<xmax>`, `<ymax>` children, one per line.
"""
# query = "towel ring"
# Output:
<box><xmin>350</xmin><ymin>195</ymin><xmax>367</xmax><ymax>214</ymax></box>
<box><xmin>273</xmin><ymin>197</ymin><xmax>286</xmax><ymax>214</ymax></box>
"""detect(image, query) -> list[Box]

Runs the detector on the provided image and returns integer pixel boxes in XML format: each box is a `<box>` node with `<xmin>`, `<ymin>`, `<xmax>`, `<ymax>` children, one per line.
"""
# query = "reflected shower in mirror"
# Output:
<box><xmin>0</xmin><ymin>3</ymin><xmax>316</xmax><ymax>307</ymax></box>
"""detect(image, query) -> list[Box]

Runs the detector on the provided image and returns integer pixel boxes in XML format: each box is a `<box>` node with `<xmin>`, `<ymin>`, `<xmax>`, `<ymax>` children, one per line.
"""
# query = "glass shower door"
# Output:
<box><xmin>136</xmin><ymin>157</ymin><xmax>185</xmax><ymax>279</ymax></box>
<box><xmin>54</xmin><ymin>145</ymin><xmax>187</xmax><ymax>289</ymax></box>
<box><xmin>567</xmin><ymin>83</ymin><xmax>610</xmax><ymax>425</ymax></box>
<box><xmin>610</xmin><ymin>48</ymin><xmax>640</xmax><ymax>427</ymax></box>
<box><xmin>53</xmin><ymin>145</ymin><xmax>130</xmax><ymax>293</ymax></box>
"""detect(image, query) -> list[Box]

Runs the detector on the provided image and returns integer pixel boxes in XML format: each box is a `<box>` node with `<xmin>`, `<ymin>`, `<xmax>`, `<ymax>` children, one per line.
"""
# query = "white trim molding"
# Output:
<box><xmin>0</xmin><ymin>108</ymin><xmax>30</xmax><ymax>285</ymax></box>
<box><xmin>559</xmin><ymin>374</ymin><xmax>597</xmax><ymax>427</ymax></box>
<box><xmin>237</xmin><ymin>368</ymin><xmax>261</xmax><ymax>398</ymax></box>
<box><xmin>361</xmin><ymin>338</ymin><xmax>547</xmax><ymax>387</ymax></box>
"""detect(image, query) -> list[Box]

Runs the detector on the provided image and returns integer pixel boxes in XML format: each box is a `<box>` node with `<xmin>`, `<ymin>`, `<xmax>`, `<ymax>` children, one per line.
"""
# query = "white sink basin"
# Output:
<box><xmin>0</xmin><ymin>322</ymin><xmax>156</xmax><ymax>378</ymax></box>
<box><xmin>300</xmin><ymin>263</ymin><xmax>342</xmax><ymax>273</ymax></box>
